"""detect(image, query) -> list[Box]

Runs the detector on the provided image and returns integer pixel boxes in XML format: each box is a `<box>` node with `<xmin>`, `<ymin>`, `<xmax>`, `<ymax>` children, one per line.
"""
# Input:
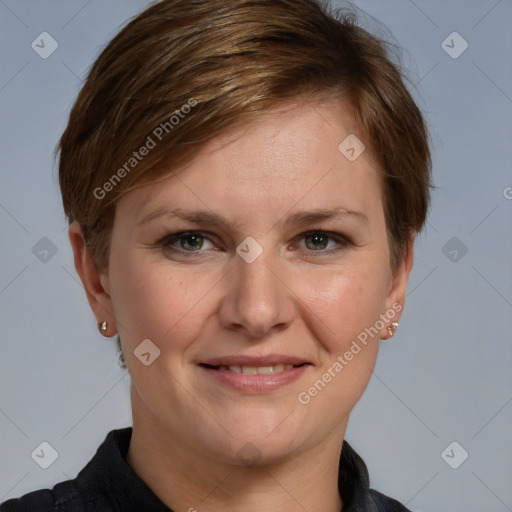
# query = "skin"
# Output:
<box><xmin>70</xmin><ymin>98</ymin><xmax>414</xmax><ymax>512</ymax></box>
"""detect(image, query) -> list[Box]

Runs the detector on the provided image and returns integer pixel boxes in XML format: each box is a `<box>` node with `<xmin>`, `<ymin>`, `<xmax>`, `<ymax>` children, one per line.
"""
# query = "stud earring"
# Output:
<box><xmin>387</xmin><ymin>322</ymin><xmax>399</xmax><ymax>338</ymax></box>
<box><xmin>99</xmin><ymin>321</ymin><xmax>108</xmax><ymax>335</ymax></box>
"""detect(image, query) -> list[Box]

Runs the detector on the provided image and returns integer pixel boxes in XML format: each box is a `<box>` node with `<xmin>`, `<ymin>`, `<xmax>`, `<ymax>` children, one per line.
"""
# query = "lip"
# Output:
<box><xmin>198</xmin><ymin>354</ymin><xmax>311</xmax><ymax>393</ymax></box>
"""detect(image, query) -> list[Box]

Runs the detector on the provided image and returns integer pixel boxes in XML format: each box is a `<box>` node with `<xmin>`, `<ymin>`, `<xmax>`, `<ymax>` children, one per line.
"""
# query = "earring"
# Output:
<box><xmin>99</xmin><ymin>321</ymin><xmax>108</xmax><ymax>335</ymax></box>
<box><xmin>387</xmin><ymin>322</ymin><xmax>399</xmax><ymax>338</ymax></box>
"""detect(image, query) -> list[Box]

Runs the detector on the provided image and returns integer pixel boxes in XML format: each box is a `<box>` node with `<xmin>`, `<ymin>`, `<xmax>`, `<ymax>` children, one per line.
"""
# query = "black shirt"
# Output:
<box><xmin>1</xmin><ymin>427</ymin><xmax>411</xmax><ymax>511</ymax></box>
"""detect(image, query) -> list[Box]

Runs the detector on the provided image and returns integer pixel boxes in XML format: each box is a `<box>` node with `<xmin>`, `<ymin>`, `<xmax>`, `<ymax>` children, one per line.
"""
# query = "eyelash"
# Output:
<box><xmin>158</xmin><ymin>230</ymin><xmax>352</xmax><ymax>258</ymax></box>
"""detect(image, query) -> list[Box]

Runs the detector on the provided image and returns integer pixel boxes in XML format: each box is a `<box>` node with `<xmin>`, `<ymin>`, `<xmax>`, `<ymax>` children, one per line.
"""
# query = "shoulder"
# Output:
<box><xmin>0</xmin><ymin>479</ymin><xmax>85</xmax><ymax>512</ymax></box>
<box><xmin>370</xmin><ymin>488</ymin><xmax>412</xmax><ymax>512</ymax></box>
<box><xmin>1</xmin><ymin>428</ymin><xmax>131</xmax><ymax>512</ymax></box>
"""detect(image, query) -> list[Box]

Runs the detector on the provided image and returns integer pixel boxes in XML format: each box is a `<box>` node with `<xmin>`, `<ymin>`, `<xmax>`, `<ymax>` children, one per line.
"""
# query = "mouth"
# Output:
<box><xmin>198</xmin><ymin>356</ymin><xmax>312</xmax><ymax>393</ymax></box>
<box><xmin>200</xmin><ymin>362</ymin><xmax>310</xmax><ymax>374</ymax></box>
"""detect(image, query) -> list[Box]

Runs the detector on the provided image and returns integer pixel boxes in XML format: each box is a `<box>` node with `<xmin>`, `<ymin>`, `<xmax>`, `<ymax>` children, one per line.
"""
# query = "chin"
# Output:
<box><xmin>203</xmin><ymin>410</ymin><xmax>308</xmax><ymax>465</ymax></box>
<box><xmin>214</xmin><ymin>434</ymin><xmax>303</xmax><ymax>469</ymax></box>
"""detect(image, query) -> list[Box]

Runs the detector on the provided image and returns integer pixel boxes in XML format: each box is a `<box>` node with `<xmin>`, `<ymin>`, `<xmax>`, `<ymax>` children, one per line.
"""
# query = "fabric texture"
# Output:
<box><xmin>1</xmin><ymin>427</ymin><xmax>411</xmax><ymax>511</ymax></box>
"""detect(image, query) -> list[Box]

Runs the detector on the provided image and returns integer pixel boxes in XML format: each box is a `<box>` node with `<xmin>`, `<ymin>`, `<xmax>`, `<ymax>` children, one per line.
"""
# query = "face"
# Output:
<box><xmin>77</xmin><ymin>98</ymin><xmax>412</xmax><ymax>466</ymax></box>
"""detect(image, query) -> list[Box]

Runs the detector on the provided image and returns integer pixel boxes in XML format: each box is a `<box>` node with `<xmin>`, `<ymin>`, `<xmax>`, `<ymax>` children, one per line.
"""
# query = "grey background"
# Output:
<box><xmin>0</xmin><ymin>0</ymin><xmax>511</xmax><ymax>510</ymax></box>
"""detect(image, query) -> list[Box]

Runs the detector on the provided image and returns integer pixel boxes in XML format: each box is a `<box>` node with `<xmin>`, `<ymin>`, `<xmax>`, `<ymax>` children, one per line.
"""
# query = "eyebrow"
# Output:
<box><xmin>137</xmin><ymin>206</ymin><xmax>368</xmax><ymax>228</ymax></box>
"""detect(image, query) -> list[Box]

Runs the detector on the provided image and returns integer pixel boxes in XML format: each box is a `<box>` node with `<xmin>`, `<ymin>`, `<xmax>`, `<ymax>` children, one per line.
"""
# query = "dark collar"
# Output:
<box><xmin>74</xmin><ymin>427</ymin><xmax>382</xmax><ymax>511</ymax></box>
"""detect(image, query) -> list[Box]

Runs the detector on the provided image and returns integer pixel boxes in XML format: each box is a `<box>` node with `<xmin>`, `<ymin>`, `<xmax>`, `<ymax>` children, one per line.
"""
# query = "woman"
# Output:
<box><xmin>1</xmin><ymin>0</ymin><xmax>431</xmax><ymax>510</ymax></box>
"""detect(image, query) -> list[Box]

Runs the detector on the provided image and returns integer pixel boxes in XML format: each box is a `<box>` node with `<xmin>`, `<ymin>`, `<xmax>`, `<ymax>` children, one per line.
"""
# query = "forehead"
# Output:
<box><xmin>117</xmin><ymin>99</ymin><xmax>384</xmax><ymax>228</ymax></box>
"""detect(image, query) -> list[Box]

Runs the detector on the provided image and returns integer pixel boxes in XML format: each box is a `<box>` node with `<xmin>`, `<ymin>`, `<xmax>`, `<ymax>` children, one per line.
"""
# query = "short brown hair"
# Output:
<box><xmin>59</xmin><ymin>0</ymin><xmax>432</xmax><ymax>373</ymax></box>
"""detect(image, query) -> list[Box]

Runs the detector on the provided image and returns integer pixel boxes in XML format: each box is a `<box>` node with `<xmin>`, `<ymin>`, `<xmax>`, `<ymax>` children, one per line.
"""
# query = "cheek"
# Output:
<box><xmin>109</xmin><ymin>254</ymin><xmax>217</xmax><ymax>349</ymax></box>
<box><xmin>296</xmin><ymin>259</ymin><xmax>390</xmax><ymax>350</ymax></box>
<box><xmin>295</xmin><ymin>267</ymin><xmax>386</xmax><ymax>411</ymax></box>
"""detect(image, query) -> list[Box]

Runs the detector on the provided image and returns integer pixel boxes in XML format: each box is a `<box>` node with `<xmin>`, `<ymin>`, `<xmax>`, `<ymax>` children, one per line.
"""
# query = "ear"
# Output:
<box><xmin>68</xmin><ymin>222</ymin><xmax>117</xmax><ymax>337</ymax></box>
<box><xmin>380</xmin><ymin>231</ymin><xmax>415</xmax><ymax>339</ymax></box>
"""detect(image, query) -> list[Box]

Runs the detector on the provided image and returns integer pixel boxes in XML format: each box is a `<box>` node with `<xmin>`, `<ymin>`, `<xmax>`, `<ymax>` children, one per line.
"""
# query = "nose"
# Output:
<box><xmin>217</xmin><ymin>247</ymin><xmax>295</xmax><ymax>339</ymax></box>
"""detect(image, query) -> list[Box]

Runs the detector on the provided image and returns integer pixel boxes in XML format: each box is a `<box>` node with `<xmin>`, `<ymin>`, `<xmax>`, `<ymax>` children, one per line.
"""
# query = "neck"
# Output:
<box><xmin>126</xmin><ymin>395</ymin><xmax>345</xmax><ymax>512</ymax></box>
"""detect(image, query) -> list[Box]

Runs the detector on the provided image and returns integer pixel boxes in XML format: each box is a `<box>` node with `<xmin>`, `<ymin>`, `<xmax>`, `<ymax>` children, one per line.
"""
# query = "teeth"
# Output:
<box><xmin>217</xmin><ymin>364</ymin><xmax>295</xmax><ymax>374</ymax></box>
<box><xmin>256</xmin><ymin>365</ymin><xmax>284</xmax><ymax>374</ymax></box>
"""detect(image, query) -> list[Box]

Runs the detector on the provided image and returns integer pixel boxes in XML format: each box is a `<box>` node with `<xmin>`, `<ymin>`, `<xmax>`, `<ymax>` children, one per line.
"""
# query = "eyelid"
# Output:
<box><xmin>159</xmin><ymin>231</ymin><xmax>218</xmax><ymax>252</ymax></box>
<box><xmin>294</xmin><ymin>230</ymin><xmax>352</xmax><ymax>255</ymax></box>
<box><xmin>297</xmin><ymin>230</ymin><xmax>351</xmax><ymax>243</ymax></box>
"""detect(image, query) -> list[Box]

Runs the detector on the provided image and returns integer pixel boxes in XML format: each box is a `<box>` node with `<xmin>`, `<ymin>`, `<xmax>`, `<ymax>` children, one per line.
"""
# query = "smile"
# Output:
<box><xmin>203</xmin><ymin>363</ymin><xmax>303</xmax><ymax>374</ymax></box>
<box><xmin>198</xmin><ymin>359</ymin><xmax>311</xmax><ymax>393</ymax></box>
